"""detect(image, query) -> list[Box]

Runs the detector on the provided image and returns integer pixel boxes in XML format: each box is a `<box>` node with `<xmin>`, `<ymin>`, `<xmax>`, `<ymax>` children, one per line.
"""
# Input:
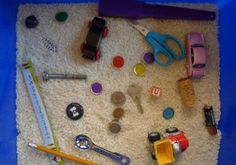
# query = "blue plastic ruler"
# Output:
<box><xmin>21</xmin><ymin>61</ymin><xmax>63</xmax><ymax>165</ymax></box>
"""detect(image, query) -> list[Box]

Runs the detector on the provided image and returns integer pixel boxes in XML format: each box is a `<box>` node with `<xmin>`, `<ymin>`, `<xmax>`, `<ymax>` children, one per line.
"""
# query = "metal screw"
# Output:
<box><xmin>42</xmin><ymin>71</ymin><xmax>87</xmax><ymax>81</ymax></box>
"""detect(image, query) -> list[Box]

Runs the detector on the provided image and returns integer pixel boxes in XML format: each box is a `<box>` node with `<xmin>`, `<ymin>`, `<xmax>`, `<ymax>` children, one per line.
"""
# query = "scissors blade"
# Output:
<box><xmin>131</xmin><ymin>24</ymin><xmax>149</xmax><ymax>36</ymax></box>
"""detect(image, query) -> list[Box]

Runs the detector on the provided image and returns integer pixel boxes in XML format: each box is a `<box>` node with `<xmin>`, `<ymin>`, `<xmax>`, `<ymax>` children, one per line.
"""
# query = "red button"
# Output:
<box><xmin>112</xmin><ymin>56</ymin><xmax>124</xmax><ymax>69</ymax></box>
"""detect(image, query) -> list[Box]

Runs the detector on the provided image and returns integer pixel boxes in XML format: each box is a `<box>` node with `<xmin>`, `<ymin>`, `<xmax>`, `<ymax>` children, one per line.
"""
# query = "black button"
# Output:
<box><xmin>25</xmin><ymin>15</ymin><xmax>39</xmax><ymax>28</ymax></box>
<box><xmin>66</xmin><ymin>103</ymin><xmax>84</xmax><ymax>120</ymax></box>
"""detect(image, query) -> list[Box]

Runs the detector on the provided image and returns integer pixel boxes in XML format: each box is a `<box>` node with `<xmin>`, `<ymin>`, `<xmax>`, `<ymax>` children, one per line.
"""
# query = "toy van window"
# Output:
<box><xmin>191</xmin><ymin>48</ymin><xmax>194</xmax><ymax>63</ymax></box>
<box><xmin>192</xmin><ymin>44</ymin><xmax>204</xmax><ymax>48</ymax></box>
<box><xmin>193</xmin><ymin>63</ymin><xmax>206</xmax><ymax>68</ymax></box>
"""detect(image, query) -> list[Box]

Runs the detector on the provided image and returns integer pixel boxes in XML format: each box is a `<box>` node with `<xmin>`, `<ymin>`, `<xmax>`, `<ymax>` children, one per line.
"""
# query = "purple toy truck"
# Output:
<box><xmin>186</xmin><ymin>32</ymin><xmax>207</xmax><ymax>78</ymax></box>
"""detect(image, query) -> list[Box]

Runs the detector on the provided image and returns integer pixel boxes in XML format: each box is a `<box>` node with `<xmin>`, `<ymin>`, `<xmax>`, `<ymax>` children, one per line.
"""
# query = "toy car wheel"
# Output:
<box><xmin>166</xmin><ymin>127</ymin><xmax>179</xmax><ymax>134</ymax></box>
<box><xmin>88</xmin><ymin>21</ymin><xmax>92</xmax><ymax>28</ymax></box>
<box><xmin>102</xmin><ymin>26</ymin><xmax>109</xmax><ymax>38</ymax></box>
<box><xmin>95</xmin><ymin>49</ymin><xmax>101</xmax><ymax>60</ymax></box>
<box><xmin>148</xmin><ymin>132</ymin><xmax>161</xmax><ymax>143</ymax></box>
<box><xmin>80</xmin><ymin>43</ymin><xmax>85</xmax><ymax>53</ymax></box>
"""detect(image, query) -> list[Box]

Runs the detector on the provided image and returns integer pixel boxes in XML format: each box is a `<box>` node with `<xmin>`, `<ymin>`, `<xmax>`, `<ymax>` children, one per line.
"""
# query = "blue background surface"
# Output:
<box><xmin>0</xmin><ymin>0</ymin><xmax>235</xmax><ymax>164</ymax></box>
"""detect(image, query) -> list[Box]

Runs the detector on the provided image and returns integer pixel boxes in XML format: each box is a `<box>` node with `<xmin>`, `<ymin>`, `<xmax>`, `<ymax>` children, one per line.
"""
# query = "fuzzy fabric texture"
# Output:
<box><xmin>16</xmin><ymin>4</ymin><xmax>220</xmax><ymax>165</ymax></box>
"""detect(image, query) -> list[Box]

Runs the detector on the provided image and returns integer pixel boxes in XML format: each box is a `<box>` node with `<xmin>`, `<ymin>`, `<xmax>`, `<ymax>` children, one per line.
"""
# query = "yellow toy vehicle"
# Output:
<box><xmin>148</xmin><ymin>127</ymin><xmax>189</xmax><ymax>165</ymax></box>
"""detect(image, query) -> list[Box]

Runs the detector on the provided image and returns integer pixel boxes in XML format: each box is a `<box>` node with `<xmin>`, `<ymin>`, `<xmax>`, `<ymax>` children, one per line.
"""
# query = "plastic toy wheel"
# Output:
<box><xmin>95</xmin><ymin>49</ymin><xmax>101</xmax><ymax>60</ymax></box>
<box><xmin>102</xmin><ymin>26</ymin><xmax>109</xmax><ymax>37</ymax></box>
<box><xmin>151</xmin><ymin>154</ymin><xmax>156</xmax><ymax>160</ymax></box>
<box><xmin>88</xmin><ymin>21</ymin><xmax>92</xmax><ymax>28</ymax></box>
<box><xmin>166</xmin><ymin>127</ymin><xmax>179</xmax><ymax>134</ymax></box>
<box><xmin>148</xmin><ymin>132</ymin><xmax>161</xmax><ymax>143</ymax></box>
<box><xmin>80</xmin><ymin>43</ymin><xmax>85</xmax><ymax>53</ymax></box>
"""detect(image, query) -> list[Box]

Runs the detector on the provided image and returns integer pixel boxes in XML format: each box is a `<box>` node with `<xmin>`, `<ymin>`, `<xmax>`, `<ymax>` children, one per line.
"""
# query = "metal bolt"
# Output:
<box><xmin>42</xmin><ymin>71</ymin><xmax>87</xmax><ymax>81</ymax></box>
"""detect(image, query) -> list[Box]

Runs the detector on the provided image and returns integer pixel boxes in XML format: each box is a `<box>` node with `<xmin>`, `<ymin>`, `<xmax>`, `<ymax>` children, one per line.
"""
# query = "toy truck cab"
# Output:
<box><xmin>81</xmin><ymin>17</ymin><xmax>108</xmax><ymax>61</ymax></box>
<box><xmin>148</xmin><ymin>127</ymin><xmax>189</xmax><ymax>165</ymax></box>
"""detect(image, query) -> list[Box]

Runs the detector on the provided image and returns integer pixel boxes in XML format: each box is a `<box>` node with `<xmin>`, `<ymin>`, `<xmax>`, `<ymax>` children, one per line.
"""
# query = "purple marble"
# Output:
<box><xmin>144</xmin><ymin>52</ymin><xmax>154</xmax><ymax>64</ymax></box>
<box><xmin>91</xmin><ymin>82</ymin><xmax>103</xmax><ymax>94</ymax></box>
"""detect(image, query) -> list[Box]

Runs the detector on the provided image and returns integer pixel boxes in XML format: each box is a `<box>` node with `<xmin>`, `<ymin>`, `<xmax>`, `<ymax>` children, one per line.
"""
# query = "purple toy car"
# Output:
<box><xmin>186</xmin><ymin>32</ymin><xmax>207</xmax><ymax>78</ymax></box>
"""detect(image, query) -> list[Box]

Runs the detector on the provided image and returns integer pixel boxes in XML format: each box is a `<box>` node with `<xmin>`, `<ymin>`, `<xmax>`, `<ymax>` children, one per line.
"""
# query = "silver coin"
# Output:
<box><xmin>109</xmin><ymin>120</ymin><xmax>121</xmax><ymax>133</ymax></box>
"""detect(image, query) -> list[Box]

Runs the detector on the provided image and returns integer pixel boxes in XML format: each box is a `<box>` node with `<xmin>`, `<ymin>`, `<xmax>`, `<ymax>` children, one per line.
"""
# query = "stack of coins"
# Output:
<box><xmin>109</xmin><ymin>91</ymin><xmax>126</xmax><ymax>134</ymax></box>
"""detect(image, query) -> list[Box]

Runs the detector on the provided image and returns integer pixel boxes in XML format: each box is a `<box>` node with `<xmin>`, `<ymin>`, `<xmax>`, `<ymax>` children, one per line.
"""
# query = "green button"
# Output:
<box><xmin>55</xmin><ymin>11</ymin><xmax>68</xmax><ymax>22</ymax></box>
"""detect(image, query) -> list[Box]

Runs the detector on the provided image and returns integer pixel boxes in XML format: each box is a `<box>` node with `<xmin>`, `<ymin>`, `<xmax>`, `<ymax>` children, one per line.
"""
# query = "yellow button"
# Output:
<box><xmin>133</xmin><ymin>63</ymin><xmax>145</xmax><ymax>76</ymax></box>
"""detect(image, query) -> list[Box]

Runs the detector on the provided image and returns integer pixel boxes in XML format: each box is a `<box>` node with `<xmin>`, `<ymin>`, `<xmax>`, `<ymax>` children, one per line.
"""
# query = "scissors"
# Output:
<box><xmin>132</xmin><ymin>23</ymin><xmax>185</xmax><ymax>67</ymax></box>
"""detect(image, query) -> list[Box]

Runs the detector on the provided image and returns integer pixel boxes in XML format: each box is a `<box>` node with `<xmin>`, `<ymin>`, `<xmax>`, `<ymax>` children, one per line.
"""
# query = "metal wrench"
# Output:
<box><xmin>75</xmin><ymin>134</ymin><xmax>130</xmax><ymax>165</ymax></box>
